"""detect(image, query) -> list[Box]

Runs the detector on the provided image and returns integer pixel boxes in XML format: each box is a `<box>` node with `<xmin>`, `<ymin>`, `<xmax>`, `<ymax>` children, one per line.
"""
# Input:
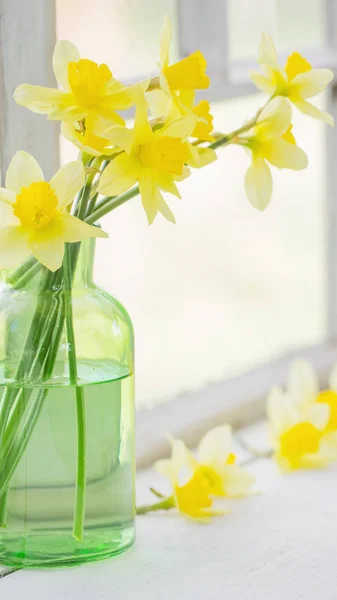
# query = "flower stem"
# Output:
<box><xmin>85</xmin><ymin>186</ymin><xmax>140</xmax><ymax>224</ymax></box>
<box><xmin>136</xmin><ymin>496</ymin><xmax>175</xmax><ymax>515</ymax></box>
<box><xmin>63</xmin><ymin>244</ymin><xmax>86</xmax><ymax>541</ymax></box>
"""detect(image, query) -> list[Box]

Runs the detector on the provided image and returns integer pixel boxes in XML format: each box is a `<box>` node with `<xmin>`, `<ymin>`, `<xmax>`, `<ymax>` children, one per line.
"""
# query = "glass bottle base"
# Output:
<box><xmin>0</xmin><ymin>525</ymin><xmax>135</xmax><ymax>569</ymax></box>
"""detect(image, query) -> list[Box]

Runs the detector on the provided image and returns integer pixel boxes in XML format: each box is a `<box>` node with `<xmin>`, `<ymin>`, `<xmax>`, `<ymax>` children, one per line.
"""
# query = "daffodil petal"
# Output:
<box><xmin>198</xmin><ymin>425</ymin><xmax>232</xmax><ymax>467</ymax></box>
<box><xmin>267</xmin><ymin>385</ymin><xmax>289</xmax><ymax>438</ymax></box>
<box><xmin>306</xmin><ymin>403</ymin><xmax>330</xmax><ymax>431</ymax></box>
<box><xmin>190</xmin><ymin>147</ymin><xmax>217</xmax><ymax>168</ymax></box>
<box><xmin>58</xmin><ymin>214</ymin><xmax>108</xmax><ymax>242</ymax></box>
<box><xmin>257</xmin><ymin>97</ymin><xmax>292</xmax><ymax>139</ymax></box>
<box><xmin>50</xmin><ymin>161</ymin><xmax>86</xmax><ymax>210</ymax></box>
<box><xmin>155</xmin><ymin>458</ymin><xmax>174</xmax><ymax>480</ymax></box>
<box><xmin>244</xmin><ymin>158</ymin><xmax>272</xmax><ymax>210</ymax></box>
<box><xmin>138</xmin><ymin>171</ymin><xmax>159</xmax><ymax>225</ymax></box>
<box><xmin>14</xmin><ymin>84</ymin><xmax>69</xmax><ymax>114</ymax></box>
<box><xmin>287</xmin><ymin>360</ymin><xmax>319</xmax><ymax>408</ymax></box>
<box><xmin>61</xmin><ymin>122</ymin><xmax>107</xmax><ymax>157</ymax></box>
<box><xmin>134</xmin><ymin>88</ymin><xmax>153</xmax><ymax>145</ymax></box>
<box><xmin>98</xmin><ymin>153</ymin><xmax>139</xmax><ymax>196</ymax></box>
<box><xmin>218</xmin><ymin>465</ymin><xmax>255</xmax><ymax>498</ymax></box>
<box><xmin>103</xmin><ymin>125</ymin><xmax>134</xmax><ymax>154</ymax></box>
<box><xmin>29</xmin><ymin>234</ymin><xmax>64</xmax><ymax>272</ymax></box>
<box><xmin>6</xmin><ymin>151</ymin><xmax>44</xmax><ymax>193</ymax></box>
<box><xmin>146</xmin><ymin>89</ymin><xmax>173</xmax><ymax>119</ymax></box>
<box><xmin>258</xmin><ymin>34</ymin><xmax>278</xmax><ymax>68</ymax></box>
<box><xmin>174</xmin><ymin>165</ymin><xmax>191</xmax><ymax>182</ymax></box>
<box><xmin>263</xmin><ymin>139</ymin><xmax>308</xmax><ymax>170</ymax></box>
<box><xmin>156</xmin><ymin>191</ymin><xmax>176</xmax><ymax>224</ymax></box>
<box><xmin>0</xmin><ymin>202</ymin><xmax>19</xmax><ymax>227</ymax></box>
<box><xmin>157</xmin><ymin>114</ymin><xmax>195</xmax><ymax>140</ymax></box>
<box><xmin>0</xmin><ymin>227</ymin><xmax>31</xmax><ymax>269</ymax></box>
<box><xmin>293</xmin><ymin>99</ymin><xmax>334</xmax><ymax>126</ymax></box>
<box><xmin>250</xmin><ymin>70</ymin><xmax>276</xmax><ymax>93</ymax></box>
<box><xmin>154</xmin><ymin>172</ymin><xmax>181</xmax><ymax>197</ymax></box>
<box><xmin>160</xmin><ymin>15</ymin><xmax>172</xmax><ymax>68</ymax></box>
<box><xmin>53</xmin><ymin>40</ymin><xmax>80</xmax><ymax>91</ymax></box>
<box><xmin>301</xmin><ymin>445</ymin><xmax>337</xmax><ymax>469</ymax></box>
<box><xmin>0</xmin><ymin>188</ymin><xmax>16</xmax><ymax>205</ymax></box>
<box><xmin>48</xmin><ymin>105</ymin><xmax>86</xmax><ymax>123</ymax></box>
<box><xmin>291</xmin><ymin>68</ymin><xmax>334</xmax><ymax>99</ymax></box>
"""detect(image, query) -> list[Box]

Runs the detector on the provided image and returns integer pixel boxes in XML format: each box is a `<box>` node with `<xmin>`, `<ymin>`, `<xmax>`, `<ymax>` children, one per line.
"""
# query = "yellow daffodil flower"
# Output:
<box><xmin>267</xmin><ymin>360</ymin><xmax>337</xmax><ymax>472</ymax></box>
<box><xmin>0</xmin><ymin>151</ymin><xmax>107</xmax><ymax>272</ymax></box>
<box><xmin>156</xmin><ymin>425</ymin><xmax>254</xmax><ymax>500</ymax></box>
<box><xmin>148</xmin><ymin>17</ymin><xmax>212</xmax><ymax>139</ymax></box>
<box><xmin>250</xmin><ymin>34</ymin><xmax>334</xmax><ymax>125</ymax></box>
<box><xmin>98</xmin><ymin>89</ymin><xmax>216</xmax><ymax>224</ymax></box>
<box><xmin>147</xmin><ymin>88</ymin><xmax>215</xmax><ymax>142</ymax></box>
<box><xmin>14</xmin><ymin>40</ymin><xmax>142</xmax><ymax>126</ymax></box>
<box><xmin>155</xmin><ymin>439</ymin><xmax>227</xmax><ymax>521</ymax></box>
<box><xmin>61</xmin><ymin>115</ymin><xmax>117</xmax><ymax>157</ymax></box>
<box><xmin>159</xmin><ymin>16</ymin><xmax>209</xmax><ymax>98</ymax></box>
<box><xmin>241</xmin><ymin>97</ymin><xmax>308</xmax><ymax>210</ymax></box>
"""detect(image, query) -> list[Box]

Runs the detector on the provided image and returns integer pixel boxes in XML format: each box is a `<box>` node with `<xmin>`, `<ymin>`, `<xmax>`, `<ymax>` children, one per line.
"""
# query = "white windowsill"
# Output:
<box><xmin>2</xmin><ymin>421</ymin><xmax>337</xmax><ymax>599</ymax></box>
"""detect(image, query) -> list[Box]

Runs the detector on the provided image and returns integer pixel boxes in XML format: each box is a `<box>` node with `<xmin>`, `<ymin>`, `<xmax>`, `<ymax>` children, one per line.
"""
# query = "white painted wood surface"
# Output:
<box><xmin>0</xmin><ymin>0</ymin><xmax>59</xmax><ymax>182</ymax></box>
<box><xmin>2</xmin><ymin>423</ymin><xmax>337</xmax><ymax>599</ymax></box>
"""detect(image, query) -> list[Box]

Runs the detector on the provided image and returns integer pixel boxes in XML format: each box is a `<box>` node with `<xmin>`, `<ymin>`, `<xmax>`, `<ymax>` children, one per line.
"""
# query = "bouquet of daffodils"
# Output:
<box><xmin>0</xmin><ymin>17</ymin><xmax>333</xmax><ymax>539</ymax></box>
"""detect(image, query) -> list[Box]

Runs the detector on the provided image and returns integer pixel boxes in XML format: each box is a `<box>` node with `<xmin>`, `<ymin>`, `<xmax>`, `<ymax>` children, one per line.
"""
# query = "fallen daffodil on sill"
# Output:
<box><xmin>267</xmin><ymin>360</ymin><xmax>337</xmax><ymax>472</ymax></box>
<box><xmin>136</xmin><ymin>426</ymin><xmax>255</xmax><ymax>520</ymax></box>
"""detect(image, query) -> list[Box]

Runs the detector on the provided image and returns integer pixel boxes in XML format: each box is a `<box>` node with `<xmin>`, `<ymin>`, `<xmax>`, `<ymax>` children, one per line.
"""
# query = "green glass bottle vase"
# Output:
<box><xmin>0</xmin><ymin>239</ymin><xmax>135</xmax><ymax>568</ymax></box>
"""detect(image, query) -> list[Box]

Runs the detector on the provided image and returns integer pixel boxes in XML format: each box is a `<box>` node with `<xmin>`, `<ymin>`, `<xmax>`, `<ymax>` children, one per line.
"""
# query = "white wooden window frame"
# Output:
<box><xmin>1</xmin><ymin>0</ymin><xmax>337</xmax><ymax>467</ymax></box>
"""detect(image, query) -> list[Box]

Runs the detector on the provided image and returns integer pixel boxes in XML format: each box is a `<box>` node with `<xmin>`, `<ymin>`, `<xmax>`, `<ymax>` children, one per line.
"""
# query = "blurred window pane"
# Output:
<box><xmin>56</xmin><ymin>0</ymin><xmax>179</xmax><ymax>80</ymax></box>
<box><xmin>228</xmin><ymin>0</ymin><xmax>325</xmax><ymax>61</ymax></box>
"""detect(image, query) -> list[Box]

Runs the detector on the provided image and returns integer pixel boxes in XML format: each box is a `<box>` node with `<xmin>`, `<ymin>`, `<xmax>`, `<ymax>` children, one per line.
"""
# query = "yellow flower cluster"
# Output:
<box><xmin>14</xmin><ymin>16</ymin><xmax>216</xmax><ymax>228</ymax></box>
<box><xmin>0</xmin><ymin>18</ymin><xmax>333</xmax><ymax>273</ymax></box>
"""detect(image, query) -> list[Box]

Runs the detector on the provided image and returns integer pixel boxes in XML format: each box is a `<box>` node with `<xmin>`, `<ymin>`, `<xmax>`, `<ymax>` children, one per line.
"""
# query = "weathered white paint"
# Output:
<box><xmin>0</xmin><ymin>0</ymin><xmax>59</xmax><ymax>183</ymax></box>
<box><xmin>2</xmin><ymin>453</ymin><xmax>337</xmax><ymax>599</ymax></box>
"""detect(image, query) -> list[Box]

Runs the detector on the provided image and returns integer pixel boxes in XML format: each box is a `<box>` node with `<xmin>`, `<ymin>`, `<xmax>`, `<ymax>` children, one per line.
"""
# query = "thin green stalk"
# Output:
<box><xmin>12</xmin><ymin>262</ymin><xmax>42</xmax><ymax>290</ymax></box>
<box><xmin>76</xmin><ymin>174</ymin><xmax>95</xmax><ymax>221</ymax></box>
<box><xmin>63</xmin><ymin>244</ymin><xmax>86</xmax><ymax>541</ymax></box>
<box><xmin>136</xmin><ymin>496</ymin><xmax>175</xmax><ymax>515</ymax></box>
<box><xmin>0</xmin><ymin>390</ymin><xmax>47</xmax><ymax>504</ymax></box>
<box><xmin>86</xmin><ymin>192</ymin><xmax>98</xmax><ymax>216</ymax></box>
<box><xmin>7</xmin><ymin>256</ymin><xmax>38</xmax><ymax>285</ymax></box>
<box><xmin>85</xmin><ymin>186</ymin><xmax>140</xmax><ymax>224</ymax></box>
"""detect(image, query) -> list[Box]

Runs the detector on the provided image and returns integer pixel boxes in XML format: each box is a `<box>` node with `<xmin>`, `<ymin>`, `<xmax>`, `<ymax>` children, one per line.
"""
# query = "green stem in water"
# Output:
<box><xmin>63</xmin><ymin>244</ymin><xmax>86</xmax><ymax>541</ymax></box>
<box><xmin>136</xmin><ymin>495</ymin><xmax>175</xmax><ymax>515</ymax></box>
